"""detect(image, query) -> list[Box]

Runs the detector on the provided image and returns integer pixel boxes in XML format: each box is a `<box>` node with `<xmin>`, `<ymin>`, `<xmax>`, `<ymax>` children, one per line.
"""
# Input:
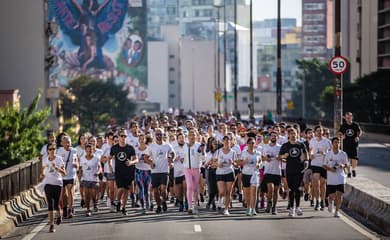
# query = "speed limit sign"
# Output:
<box><xmin>329</xmin><ymin>56</ymin><xmax>348</xmax><ymax>75</ymax></box>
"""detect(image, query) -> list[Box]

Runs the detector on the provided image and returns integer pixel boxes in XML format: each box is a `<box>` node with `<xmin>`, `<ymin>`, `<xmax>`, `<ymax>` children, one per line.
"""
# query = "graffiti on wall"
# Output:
<box><xmin>46</xmin><ymin>0</ymin><xmax>147</xmax><ymax>100</ymax></box>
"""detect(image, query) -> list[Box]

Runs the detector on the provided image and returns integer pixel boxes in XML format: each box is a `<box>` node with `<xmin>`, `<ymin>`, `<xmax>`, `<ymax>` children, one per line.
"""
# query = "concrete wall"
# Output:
<box><xmin>161</xmin><ymin>25</ymin><xmax>181</xmax><ymax>109</ymax></box>
<box><xmin>147</xmin><ymin>41</ymin><xmax>169</xmax><ymax>111</ymax></box>
<box><xmin>180</xmin><ymin>39</ymin><xmax>215</xmax><ymax>112</ymax></box>
<box><xmin>0</xmin><ymin>0</ymin><xmax>45</xmax><ymax>108</ymax></box>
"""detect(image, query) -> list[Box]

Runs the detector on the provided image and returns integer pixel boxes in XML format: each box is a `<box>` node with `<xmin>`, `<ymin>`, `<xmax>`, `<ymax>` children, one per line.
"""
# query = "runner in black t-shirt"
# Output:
<box><xmin>279</xmin><ymin>128</ymin><xmax>308</xmax><ymax>217</ymax></box>
<box><xmin>338</xmin><ymin>112</ymin><xmax>362</xmax><ymax>178</ymax></box>
<box><xmin>110</xmin><ymin>129</ymin><xmax>138</xmax><ymax>215</ymax></box>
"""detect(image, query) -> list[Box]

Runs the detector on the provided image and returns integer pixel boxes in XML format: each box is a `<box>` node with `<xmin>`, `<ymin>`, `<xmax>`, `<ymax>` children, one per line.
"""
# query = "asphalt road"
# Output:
<box><xmin>4</xmin><ymin>196</ymin><xmax>379</xmax><ymax>240</ymax></box>
<box><xmin>352</xmin><ymin>133</ymin><xmax>390</xmax><ymax>188</ymax></box>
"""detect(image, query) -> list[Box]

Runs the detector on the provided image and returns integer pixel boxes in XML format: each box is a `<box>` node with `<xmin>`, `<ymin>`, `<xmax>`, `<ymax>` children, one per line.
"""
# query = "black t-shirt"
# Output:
<box><xmin>110</xmin><ymin>144</ymin><xmax>136</xmax><ymax>175</ymax></box>
<box><xmin>279</xmin><ymin>141</ymin><xmax>307</xmax><ymax>175</ymax></box>
<box><xmin>339</xmin><ymin>122</ymin><xmax>361</xmax><ymax>146</ymax></box>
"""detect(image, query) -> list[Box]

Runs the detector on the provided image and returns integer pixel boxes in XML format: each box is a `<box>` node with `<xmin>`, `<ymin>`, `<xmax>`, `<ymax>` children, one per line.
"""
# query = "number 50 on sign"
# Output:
<box><xmin>329</xmin><ymin>56</ymin><xmax>348</xmax><ymax>75</ymax></box>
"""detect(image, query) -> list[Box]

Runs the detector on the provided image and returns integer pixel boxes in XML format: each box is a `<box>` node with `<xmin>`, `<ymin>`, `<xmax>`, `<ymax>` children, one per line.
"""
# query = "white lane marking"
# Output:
<box><xmin>22</xmin><ymin>218</ymin><xmax>47</xmax><ymax>240</ymax></box>
<box><xmin>194</xmin><ymin>224</ymin><xmax>202</xmax><ymax>233</ymax></box>
<box><xmin>339</xmin><ymin>211</ymin><xmax>380</xmax><ymax>240</ymax></box>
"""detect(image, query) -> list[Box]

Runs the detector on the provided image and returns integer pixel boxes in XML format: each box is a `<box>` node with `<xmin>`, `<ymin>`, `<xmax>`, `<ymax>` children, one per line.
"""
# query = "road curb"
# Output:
<box><xmin>0</xmin><ymin>186</ymin><xmax>46</xmax><ymax>238</ymax></box>
<box><xmin>343</xmin><ymin>176</ymin><xmax>390</xmax><ymax>235</ymax></box>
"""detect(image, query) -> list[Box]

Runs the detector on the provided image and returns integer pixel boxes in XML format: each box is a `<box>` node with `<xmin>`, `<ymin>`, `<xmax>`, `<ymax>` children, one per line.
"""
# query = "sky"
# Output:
<box><xmin>252</xmin><ymin>0</ymin><xmax>302</xmax><ymax>26</ymax></box>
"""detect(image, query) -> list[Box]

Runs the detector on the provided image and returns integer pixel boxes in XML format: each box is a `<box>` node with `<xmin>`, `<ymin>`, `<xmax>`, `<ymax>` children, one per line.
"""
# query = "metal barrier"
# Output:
<box><xmin>0</xmin><ymin>158</ymin><xmax>41</xmax><ymax>204</ymax></box>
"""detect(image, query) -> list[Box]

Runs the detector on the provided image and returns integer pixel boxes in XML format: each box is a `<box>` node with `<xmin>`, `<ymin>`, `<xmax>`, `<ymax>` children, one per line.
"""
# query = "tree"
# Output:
<box><xmin>344</xmin><ymin>70</ymin><xmax>390</xmax><ymax>123</ymax></box>
<box><xmin>61</xmin><ymin>76</ymin><xmax>135</xmax><ymax>134</ymax></box>
<box><xmin>0</xmin><ymin>92</ymin><xmax>50</xmax><ymax>169</ymax></box>
<box><xmin>320</xmin><ymin>85</ymin><xmax>334</xmax><ymax>120</ymax></box>
<box><xmin>291</xmin><ymin>59</ymin><xmax>334</xmax><ymax>119</ymax></box>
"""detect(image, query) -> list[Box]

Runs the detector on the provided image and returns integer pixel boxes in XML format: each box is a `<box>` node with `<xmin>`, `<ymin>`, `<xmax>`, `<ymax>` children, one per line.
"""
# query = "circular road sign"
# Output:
<box><xmin>329</xmin><ymin>56</ymin><xmax>348</xmax><ymax>75</ymax></box>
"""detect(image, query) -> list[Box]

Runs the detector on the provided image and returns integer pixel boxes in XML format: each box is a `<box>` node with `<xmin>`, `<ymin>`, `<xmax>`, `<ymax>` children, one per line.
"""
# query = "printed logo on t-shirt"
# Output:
<box><xmin>117</xmin><ymin>152</ymin><xmax>127</xmax><ymax>161</ymax></box>
<box><xmin>158</xmin><ymin>150</ymin><xmax>164</xmax><ymax>157</ymax></box>
<box><xmin>289</xmin><ymin>147</ymin><xmax>300</xmax><ymax>158</ymax></box>
<box><xmin>346</xmin><ymin>129</ymin><xmax>354</xmax><ymax>137</ymax></box>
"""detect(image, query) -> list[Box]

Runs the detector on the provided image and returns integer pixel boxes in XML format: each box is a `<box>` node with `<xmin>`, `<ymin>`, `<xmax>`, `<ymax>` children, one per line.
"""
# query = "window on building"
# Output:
<box><xmin>303</xmin><ymin>24</ymin><xmax>325</xmax><ymax>33</ymax></box>
<box><xmin>169</xmin><ymin>80</ymin><xmax>175</xmax><ymax>84</ymax></box>
<box><xmin>169</xmin><ymin>67</ymin><xmax>175</xmax><ymax>71</ymax></box>
<box><xmin>254</xmin><ymin>97</ymin><xmax>260</xmax><ymax>103</ymax></box>
<box><xmin>304</xmin><ymin>35</ymin><xmax>325</xmax><ymax>44</ymax></box>
<box><xmin>303</xmin><ymin>3</ymin><xmax>325</xmax><ymax>10</ymax></box>
<box><xmin>169</xmin><ymin>94</ymin><xmax>176</xmax><ymax>98</ymax></box>
<box><xmin>303</xmin><ymin>14</ymin><xmax>325</xmax><ymax>22</ymax></box>
<box><xmin>167</xmin><ymin>7</ymin><xmax>176</xmax><ymax>15</ymax></box>
<box><xmin>194</xmin><ymin>10</ymin><xmax>200</xmax><ymax>17</ymax></box>
<box><xmin>242</xmin><ymin>97</ymin><xmax>248</xmax><ymax>103</ymax></box>
<box><xmin>169</xmin><ymin>54</ymin><xmax>175</xmax><ymax>59</ymax></box>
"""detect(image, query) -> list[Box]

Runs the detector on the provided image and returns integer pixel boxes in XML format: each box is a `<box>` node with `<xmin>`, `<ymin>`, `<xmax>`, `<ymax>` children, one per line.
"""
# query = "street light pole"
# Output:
<box><xmin>334</xmin><ymin>0</ymin><xmax>343</xmax><ymax>134</ymax></box>
<box><xmin>214</xmin><ymin>2</ymin><xmax>223</xmax><ymax>114</ymax></box>
<box><xmin>276</xmin><ymin>0</ymin><xmax>282</xmax><ymax>117</ymax></box>
<box><xmin>233</xmin><ymin>0</ymin><xmax>238</xmax><ymax>116</ymax></box>
<box><xmin>249</xmin><ymin>0</ymin><xmax>254</xmax><ymax>120</ymax></box>
<box><xmin>223</xmin><ymin>1</ymin><xmax>228</xmax><ymax>116</ymax></box>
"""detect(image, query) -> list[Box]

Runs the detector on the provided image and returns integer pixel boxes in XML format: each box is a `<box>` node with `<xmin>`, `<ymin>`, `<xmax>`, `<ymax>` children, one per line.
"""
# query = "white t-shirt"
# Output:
<box><xmin>183</xmin><ymin>143</ymin><xmax>204</xmax><ymax>169</ymax></box>
<box><xmin>216</xmin><ymin>149</ymin><xmax>237</xmax><ymax>175</ymax></box>
<box><xmin>76</xmin><ymin>145</ymin><xmax>85</xmax><ymax>159</ymax></box>
<box><xmin>262</xmin><ymin>143</ymin><xmax>282</xmax><ymax>175</ymax></box>
<box><xmin>126</xmin><ymin>132</ymin><xmax>139</xmax><ymax>148</ymax></box>
<box><xmin>56</xmin><ymin>147</ymin><xmax>78</xmax><ymax>180</ymax></box>
<box><xmin>323</xmin><ymin>150</ymin><xmax>349</xmax><ymax>185</ymax></box>
<box><xmin>42</xmin><ymin>155</ymin><xmax>64</xmax><ymax>187</ymax></box>
<box><xmin>135</xmin><ymin>146</ymin><xmax>152</xmax><ymax>171</ymax></box>
<box><xmin>145</xmin><ymin>142</ymin><xmax>174</xmax><ymax>174</ymax></box>
<box><xmin>309</xmin><ymin>138</ymin><xmax>332</xmax><ymax>167</ymax></box>
<box><xmin>102</xmin><ymin>143</ymin><xmax>112</xmax><ymax>173</ymax></box>
<box><xmin>40</xmin><ymin>144</ymin><xmax>49</xmax><ymax>160</ymax></box>
<box><xmin>173</xmin><ymin>145</ymin><xmax>185</xmax><ymax>177</ymax></box>
<box><xmin>80</xmin><ymin>155</ymin><xmax>100</xmax><ymax>182</ymax></box>
<box><xmin>205</xmin><ymin>151</ymin><xmax>217</xmax><ymax>165</ymax></box>
<box><xmin>169</xmin><ymin>140</ymin><xmax>179</xmax><ymax>149</ymax></box>
<box><xmin>241</xmin><ymin>149</ymin><xmax>262</xmax><ymax>175</ymax></box>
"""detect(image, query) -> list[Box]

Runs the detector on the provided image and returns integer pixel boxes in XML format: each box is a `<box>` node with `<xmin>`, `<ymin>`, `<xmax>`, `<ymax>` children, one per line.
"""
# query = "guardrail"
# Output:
<box><xmin>0</xmin><ymin>158</ymin><xmax>42</xmax><ymax>204</ymax></box>
<box><xmin>282</xmin><ymin>117</ymin><xmax>390</xmax><ymax>135</ymax></box>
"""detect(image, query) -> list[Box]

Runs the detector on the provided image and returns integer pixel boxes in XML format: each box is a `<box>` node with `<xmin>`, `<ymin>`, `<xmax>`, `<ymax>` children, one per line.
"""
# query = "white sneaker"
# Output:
<box><xmin>224</xmin><ymin>209</ymin><xmax>230</xmax><ymax>216</ymax></box>
<box><xmin>334</xmin><ymin>211</ymin><xmax>340</xmax><ymax>218</ymax></box>
<box><xmin>296</xmin><ymin>207</ymin><xmax>303</xmax><ymax>216</ymax></box>
<box><xmin>328</xmin><ymin>203</ymin><xmax>334</xmax><ymax>213</ymax></box>
<box><xmin>107</xmin><ymin>198</ymin><xmax>111</xmax><ymax>208</ymax></box>
<box><xmin>289</xmin><ymin>208</ymin><xmax>295</xmax><ymax>217</ymax></box>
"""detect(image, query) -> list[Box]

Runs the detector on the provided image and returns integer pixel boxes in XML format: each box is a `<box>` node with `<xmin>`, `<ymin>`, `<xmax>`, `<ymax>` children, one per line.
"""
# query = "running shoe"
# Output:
<box><xmin>352</xmin><ymin>170</ymin><xmax>356</xmax><ymax>177</ymax></box>
<box><xmin>246</xmin><ymin>208</ymin><xmax>251</xmax><ymax>216</ymax></box>
<box><xmin>121</xmin><ymin>208</ymin><xmax>127</xmax><ymax>216</ymax></box>
<box><xmin>162</xmin><ymin>202</ymin><xmax>168</xmax><ymax>212</ymax></box>
<box><xmin>271</xmin><ymin>206</ymin><xmax>277</xmax><ymax>215</ymax></box>
<box><xmin>304</xmin><ymin>193</ymin><xmax>309</xmax><ymax>201</ymax></box>
<box><xmin>334</xmin><ymin>211</ymin><xmax>340</xmax><ymax>218</ymax></box>
<box><xmin>156</xmin><ymin>206</ymin><xmax>162</xmax><ymax>214</ymax></box>
<box><xmin>289</xmin><ymin>208</ymin><xmax>295</xmax><ymax>217</ymax></box>
<box><xmin>296</xmin><ymin>207</ymin><xmax>303</xmax><ymax>216</ymax></box>
<box><xmin>224</xmin><ymin>209</ymin><xmax>230</xmax><ymax>216</ymax></box>
<box><xmin>320</xmin><ymin>200</ymin><xmax>325</xmax><ymax>211</ymax></box>
<box><xmin>265</xmin><ymin>201</ymin><xmax>272</xmax><ymax>213</ymax></box>
<box><xmin>55</xmin><ymin>214</ymin><xmax>62</xmax><ymax>225</ymax></box>
<box><xmin>49</xmin><ymin>225</ymin><xmax>56</xmax><ymax>233</ymax></box>
<box><xmin>314</xmin><ymin>201</ymin><xmax>319</xmax><ymax>211</ymax></box>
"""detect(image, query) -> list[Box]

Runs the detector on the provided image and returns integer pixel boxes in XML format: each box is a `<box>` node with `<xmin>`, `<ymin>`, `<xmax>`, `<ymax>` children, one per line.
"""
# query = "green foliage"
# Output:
<box><xmin>344</xmin><ymin>69</ymin><xmax>390</xmax><ymax>123</ymax></box>
<box><xmin>291</xmin><ymin>59</ymin><xmax>334</xmax><ymax>119</ymax></box>
<box><xmin>319</xmin><ymin>85</ymin><xmax>334</xmax><ymax>119</ymax></box>
<box><xmin>0</xmin><ymin>92</ymin><xmax>50</xmax><ymax>169</ymax></box>
<box><xmin>61</xmin><ymin>75</ymin><xmax>135</xmax><ymax>135</ymax></box>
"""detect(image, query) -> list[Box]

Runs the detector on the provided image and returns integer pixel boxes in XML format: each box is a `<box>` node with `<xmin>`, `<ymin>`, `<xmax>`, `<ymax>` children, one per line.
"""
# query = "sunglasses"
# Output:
<box><xmin>247</xmin><ymin>142</ymin><xmax>255</xmax><ymax>144</ymax></box>
<box><xmin>120</xmin><ymin>135</ymin><xmax>127</xmax><ymax>138</ymax></box>
<box><xmin>48</xmin><ymin>148</ymin><xmax>56</xmax><ymax>151</ymax></box>
<box><xmin>155</xmin><ymin>133</ymin><xmax>163</xmax><ymax>136</ymax></box>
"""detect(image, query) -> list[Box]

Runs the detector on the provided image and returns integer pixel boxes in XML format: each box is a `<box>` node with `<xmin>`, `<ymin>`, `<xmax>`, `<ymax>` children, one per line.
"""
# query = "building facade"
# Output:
<box><xmin>301</xmin><ymin>0</ymin><xmax>331</xmax><ymax>61</ymax></box>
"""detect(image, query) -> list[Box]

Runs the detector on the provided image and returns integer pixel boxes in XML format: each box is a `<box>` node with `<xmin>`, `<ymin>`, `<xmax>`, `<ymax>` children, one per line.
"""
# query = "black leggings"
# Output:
<box><xmin>207</xmin><ymin>169</ymin><xmax>218</xmax><ymax>205</ymax></box>
<box><xmin>44</xmin><ymin>184</ymin><xmax>62</xmax><ymax>211</ymax></box>
<box><xmin>287</xmin><ymin>173</ymin><xmax>303</xmax><ymax>208</ymax></box>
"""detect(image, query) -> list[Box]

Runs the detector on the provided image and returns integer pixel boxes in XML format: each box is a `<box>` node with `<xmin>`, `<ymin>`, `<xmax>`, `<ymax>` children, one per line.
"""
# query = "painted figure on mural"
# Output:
<box><xmin>121</xmin><ymin>31</ymin><xmax>144</xmax><ymax>67</ymax></box>
<box><xmin>49</xmin><ymin>0</ymin><xmax>128</xmax><ymax>72</ymax></box>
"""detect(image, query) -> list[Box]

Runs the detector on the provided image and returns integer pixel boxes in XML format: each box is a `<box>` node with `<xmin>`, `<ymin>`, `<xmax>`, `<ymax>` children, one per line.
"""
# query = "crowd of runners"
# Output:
<box><xmin>39</xmin><ymin>111</ymin><xmax>362</xmax><ymax>233</ymax></box>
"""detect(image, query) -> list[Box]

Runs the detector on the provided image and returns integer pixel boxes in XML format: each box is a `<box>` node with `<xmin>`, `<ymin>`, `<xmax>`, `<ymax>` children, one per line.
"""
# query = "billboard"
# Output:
<box><xmin>47</xmin><ymin>0</ymin><xmax>148</xmax><ymax>100</ymax></box>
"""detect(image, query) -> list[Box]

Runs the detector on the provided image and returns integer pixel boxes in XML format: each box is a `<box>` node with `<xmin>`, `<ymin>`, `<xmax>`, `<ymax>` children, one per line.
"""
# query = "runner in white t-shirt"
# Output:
<box><xmin>135</xmin><ymin>133</ymin><xmax>153</xmax><ymax>214</ymax></box>
<box><xmin>322</xmin><ymin>137</ymin><xmax>349</xmax><ymax>217</ymax></box>
<box><xmin>238</xmin><ymin>137</ymin><xmax>262</xmax><ymax>216</ymax></box>
<box><xmin>56</xmin><ymin>135</ymin><xmax>78</xmax><ymax>219</ymax></box>
<box><xmin>41</xmin><ymin>143</ymin><xmax>66</xmax><ymax>233</ymax></box>
<box><xmin>144</xmin><ymin>128</ymin><xmax>175</xmax><ymax>214</ymax></box>
<box><xmin>262</xmin><ymin>132</ymin><xmax>282</xmax><ymax>215</ymax></box>
<box><xmin>215</xmin><ymin>135</ymin><xmax>238</xmax><ymax>216</ymax></box>
<box><xmin>309</xmin><ymin>126</ymin><xmax>331</xmax><ymax>211</ymax></box>
<box><xmin>173</xmin><ymin>133</ymin><xmax>187</xmax><ymax>212</ymax></box>
<box><xmin>79</xmin><ymin>144</ymin><xmax>101</xmax><ymax>216</ymax></box>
